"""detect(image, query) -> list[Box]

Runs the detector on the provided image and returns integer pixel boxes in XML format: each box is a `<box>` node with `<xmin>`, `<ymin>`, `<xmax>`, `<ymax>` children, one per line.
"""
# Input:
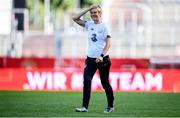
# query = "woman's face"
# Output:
<box><xmin>90</xmin><ymin>8</ymin><xmax>101</xmax><ymax>23</ymax></box>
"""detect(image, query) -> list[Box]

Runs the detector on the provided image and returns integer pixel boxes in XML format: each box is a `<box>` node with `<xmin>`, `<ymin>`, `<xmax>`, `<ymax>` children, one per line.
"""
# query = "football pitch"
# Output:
<box><xmin>0</xmin><ymin>91</ymin><xmax>180</xmax><ymax>117</ymax></box>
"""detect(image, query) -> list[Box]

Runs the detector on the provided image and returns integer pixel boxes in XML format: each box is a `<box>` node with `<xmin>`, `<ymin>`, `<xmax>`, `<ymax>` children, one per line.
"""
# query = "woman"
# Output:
<box><xmin>72</xmin><ymin>4</ymin><xmax>114</xmax><ymax>113</ymax></box>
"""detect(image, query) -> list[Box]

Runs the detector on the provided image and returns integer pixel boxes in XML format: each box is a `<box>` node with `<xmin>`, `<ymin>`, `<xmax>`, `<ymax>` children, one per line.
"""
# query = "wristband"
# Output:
<box><xmin>100</xmin><ymin>54</ymin><xmax>104</xmax><ymax>57</ymax></box>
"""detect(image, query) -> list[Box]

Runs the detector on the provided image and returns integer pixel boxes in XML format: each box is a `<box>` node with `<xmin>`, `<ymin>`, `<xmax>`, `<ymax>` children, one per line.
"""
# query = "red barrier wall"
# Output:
<box><xmin>0</xmin><ymin>57</ymin><xmax>54</xmax><ymax>68</ymax></box>
<box><xmin>0</xmin><ymin>57</ymin><xmax>149</xmax><ymax>69</ymax></box>
<box><xmin>0</xmin><ymin>68</ymin><xmax>180</xmax><ymax>92</ymax></box>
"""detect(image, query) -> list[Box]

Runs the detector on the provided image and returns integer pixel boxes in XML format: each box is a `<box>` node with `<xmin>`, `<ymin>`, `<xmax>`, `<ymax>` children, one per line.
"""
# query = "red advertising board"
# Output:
<box><xmin>0</xmin><ymin>57</ymin><xmax>149</xmax><ymax>68</ymax></box>
<box><xmin>0</xmin><ymin>68</ymin><xmax>180</xmax><ymax>92</ymax></box>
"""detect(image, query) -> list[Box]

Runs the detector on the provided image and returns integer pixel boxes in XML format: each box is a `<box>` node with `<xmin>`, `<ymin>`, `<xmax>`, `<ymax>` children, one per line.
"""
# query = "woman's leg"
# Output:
<box><xmin>82</xmin><ymin>57</ymin><xmax>97</xmax><ymax>109</ymax></box>
<box><xmin>98</xmin><ymin>56</ymin><xmax>114</xmax><ymax>107</ymax></box>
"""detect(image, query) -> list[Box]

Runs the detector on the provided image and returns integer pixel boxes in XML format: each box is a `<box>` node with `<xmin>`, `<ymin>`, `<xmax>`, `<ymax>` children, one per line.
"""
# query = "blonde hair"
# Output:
<box><xmin>97</xmin><ymin>5</ymin><xmax>102</xmax><ymax>14</ymax></box>
<box><xmin>90</xmin><ymin>5</ymin><xmax>102</xmax><ymax>14</ymax></box>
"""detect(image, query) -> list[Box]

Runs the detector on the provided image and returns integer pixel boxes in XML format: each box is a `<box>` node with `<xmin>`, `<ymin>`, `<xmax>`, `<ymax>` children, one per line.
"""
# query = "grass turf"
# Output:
<box><xmin>0</xmin><ymin>91</ymin><xmax>180</xmax><ymax>117</ymax></box>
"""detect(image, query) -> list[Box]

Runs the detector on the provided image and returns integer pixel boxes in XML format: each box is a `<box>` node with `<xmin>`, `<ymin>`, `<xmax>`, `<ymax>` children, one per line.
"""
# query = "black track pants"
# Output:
<box><xmin>82</xmin><ymin>56</ymin><xmax>114</xmax><ymax>109</ymax></box>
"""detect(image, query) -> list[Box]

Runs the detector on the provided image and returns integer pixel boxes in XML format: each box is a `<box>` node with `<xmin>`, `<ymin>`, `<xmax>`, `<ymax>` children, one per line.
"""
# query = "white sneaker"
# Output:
<box><xmin>75</xmin><ymin>107</ymin><xmax>88</xmax><ymax>112</ymax></box>
<box><xmin>104</xmin><ymin>107</ymin><xmax>114</xmax><ymax>113</ymax></box>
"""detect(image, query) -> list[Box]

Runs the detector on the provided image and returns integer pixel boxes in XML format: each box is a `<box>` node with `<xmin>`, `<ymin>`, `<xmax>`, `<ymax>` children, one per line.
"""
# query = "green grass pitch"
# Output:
<box><xmin>0</xmin><ymin>91</ymin><xmax>180</xmax><ymax>117</ymax></box>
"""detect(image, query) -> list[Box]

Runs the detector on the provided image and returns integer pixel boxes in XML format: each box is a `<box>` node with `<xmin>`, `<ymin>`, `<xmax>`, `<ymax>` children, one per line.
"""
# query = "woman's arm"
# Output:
<box><xmin>102</xmin><ymin>37</ymin><xmax>111</xmax><ymax>56</ymax></box>
<box><xmin>72</xmin><ymin>5</ymin><xmax>97</xmax><ymax>27</ymax></box>
<box><xmin>95</xmin><ymin>37</ymin><xmax>111</xmax><ymax>63</ymax></box>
